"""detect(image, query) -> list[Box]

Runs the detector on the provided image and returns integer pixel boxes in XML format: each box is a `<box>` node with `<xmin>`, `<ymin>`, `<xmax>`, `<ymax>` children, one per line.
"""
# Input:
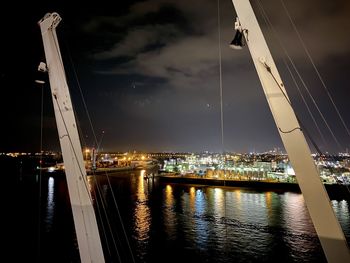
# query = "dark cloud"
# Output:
<box><xmin>1</xmin><ymin>0</ymin><xmax>349</xmax><ymax>153</ymax></box>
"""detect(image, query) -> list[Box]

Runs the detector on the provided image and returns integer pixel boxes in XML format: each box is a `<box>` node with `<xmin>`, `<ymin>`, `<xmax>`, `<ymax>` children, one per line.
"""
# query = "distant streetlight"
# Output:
<box><xmin>85</xmin><ymin>148</ymin><xmax>90</xmax><ymax>161</ymax></box>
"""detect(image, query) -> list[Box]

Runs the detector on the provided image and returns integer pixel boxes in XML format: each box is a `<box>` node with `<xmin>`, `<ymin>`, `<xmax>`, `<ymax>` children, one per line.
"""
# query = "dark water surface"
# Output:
<box><xmin>4</xmin><ymin>158</ymin><xmax>350</xmax><ymax>262</ymax></box>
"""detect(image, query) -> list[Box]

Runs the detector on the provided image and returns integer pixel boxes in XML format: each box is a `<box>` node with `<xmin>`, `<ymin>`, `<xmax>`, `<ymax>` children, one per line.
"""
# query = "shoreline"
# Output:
<box><xmin>158</xmin><ymin>174</ymin><xmax>350</xmax><ymax>200</ymax></box>
<box><xmin>42</xmin><ymin>168</ymin><xmax>350</xmax><ymax>200</ymax></box>
<box><xmin>87</xmin><ymin>166</ymin><xmax>135</xmax><ymax>175</ymax></box>
<box><xmin>44</xmin><ymin>164</ymin><xmax>158</xmax><ymax>176</ymax></box>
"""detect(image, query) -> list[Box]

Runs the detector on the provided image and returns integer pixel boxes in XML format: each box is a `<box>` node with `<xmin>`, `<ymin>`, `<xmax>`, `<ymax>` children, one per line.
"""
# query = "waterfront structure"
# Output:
<box><xmin>161</xmin><ymin>152</ymin><xmax>349</xmax><ymax>185</ymax></box>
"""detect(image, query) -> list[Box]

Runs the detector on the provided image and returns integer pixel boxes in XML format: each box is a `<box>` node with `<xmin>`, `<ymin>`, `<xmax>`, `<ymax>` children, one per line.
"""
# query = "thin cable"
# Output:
<box><xmin>59</xmin><ymin>27</ymin><xmax>135</xmax><ymax>260</ymax></box>
<box><xmin>281</xmin><ymin>0</ymin><xmax>350</xmax><ymax>142</ymax></box>
<box><xmin>53</xmin><ymin>95</ymin><xmax>99</xmax><ymax>262</ymax></box>
<box><xmin>37</xmin><ymin>81</ymin><xmax>44</xmax><ymax>262</ymax></box>
<box><xmin>257</xmin><ymin>0</ymin><xmax>328</xmax><ymax>149</ymax></box>
<box><xmin>255</xmin><ymin>0</ymin><xmax>342</xmax><ymax>152</ymax></box>
<box><xmin>63</xmin><ymin>35</ymin><xmax>99</xmax><ymax>146</ymax></box>
<box><xmin>62</xmin><ymin>33</ymin><xmax>115</xmax><ymax>247</ymax></box>
<box><xmin>53</xmin><ymin>95</ymin><xmax>98</xmax><ymax>258</ymax></box>
<box><xmin>63</xmin><ymin>32</ymin><xmax>114</xmax><ymax>244</ymax></box>
<box><xmin>92</xmin><ymin>173</ymin><xmax>121</xmax><ymax>262</ymax></box>
<box><xmin>262</xmin><ymin>62</ymin><xmax>323</xmax><ymax>155</ymax></box>
<box><xmin>218</xmin><ymin>0</ymin><xmax>228</xmax><ymax>241</ymax></box>
<box><xmin>97</xmin><ymin>131</ymin><xmax>105</xmax><ymax>153</ymax></box>
<box><xmin>287</xmin><ymin>57</ymin><xmax>342</xmax><ymax>151</ymax></box>
<box><xmin>53</xmin><ymin>95</ymin><xmax>93</xmax><ymax>203</ymax></box>
<box><xmin>105</xmin><ymin>173</ymin><xmax>136</xmax><ymax>263</ymax></box>
<box><xmin>51</xmin><ymin>24</ymin><xmax>125</xmax><ymax>260</ymax></box>
<box><xmin>282</xmin><ymin>57</ymin><xmax>329</xmax><ymax>149</ymax></box>
<box><xmin>94</xmin><ymin>136</ymin><xmax>136</xmax><ymax>262</ymax></box>
<box><xmin>76</xmin><ymin>116</ymin><xmax>88</xmax><ymax>152</ymax></box>
<box><xmin>51</xmin><ymin>29</ymin><xmax>94</xmax><ymax>202</ymax></box>
<box><xmin>91</xmin><ymin>180</ymin><xmax>113</xmax><ymax>260</ymax></box>
<box><xmin>218</xmin><ymin>0</ymin><xmax>224</xmax><ymax>153</ymax></box>
<box><xmin>51</xmin><ymin>27</ymin><xmax>89</xmax><ymax>156</ymax></box>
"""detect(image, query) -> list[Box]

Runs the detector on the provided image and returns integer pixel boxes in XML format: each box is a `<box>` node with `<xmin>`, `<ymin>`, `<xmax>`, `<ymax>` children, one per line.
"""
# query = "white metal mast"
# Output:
<box><xmin>230</xmin><ymin>1</ymin><xmax>350</xmax><ymax>262</ymax></box>
<box><xmin>38</xmin><ymin>13</ymin><xmax>105</xmax><ymax>262</ymax></box>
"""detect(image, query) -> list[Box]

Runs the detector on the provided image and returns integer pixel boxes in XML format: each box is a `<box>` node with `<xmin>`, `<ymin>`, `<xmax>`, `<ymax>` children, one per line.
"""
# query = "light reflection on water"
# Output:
<box><xmin>134</xmin><ymin>170</ymin><xmax>150</xmax><ymax>241</ymax></box>
<box><xmin>45</xmin><ymin>177</ymin><xmax>55</xmax><ymax>232</ymax></box>
<box><xmin>213</xmin><ymin>188</ymin><xmax>224</xmax><ymax>217</ymax></box>
<box><xmin>283</xmin><ymin>192</ymin><xmax>313</xmax><ymax>234</ymax></box>
<box><xmin>164</xmin><ymin>184</ymin><xmax>177</xmax><ymax>240</ymax></box>
<box><xmin>40</xmin><ymin>170</ymin><xmax>350</xmax><ymax>262</ymax></box>
<box><xmin>157</xmin><ymin>185</ymin><xmax>337</xmax><ymax>262</ymax></box>
<box><xmin>194</xmin><ymin>188</ymin><xmax>209</xmax><ymax>249</ymax></box>
<box><xmin>332</xmin><ymin>199</ymin><xmax>350</xmax><ymax>237</ymax></box>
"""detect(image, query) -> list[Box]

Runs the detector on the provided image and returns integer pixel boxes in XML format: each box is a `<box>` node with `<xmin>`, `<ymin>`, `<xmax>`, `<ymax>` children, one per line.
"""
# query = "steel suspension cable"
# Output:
<box><xmin>91</xmin><ymin>179</ymin><xmax>113</xmax><ymax>260</ymax></box>
<box><xmin>51</xmin><ymin>30</ymin><xmax>94</xmax><ymax>201</ymax></box>
<box><xmin>255</xmin><ymin>0</ymin><xmax>328</xmax><ymax>150</ymax></box>
<box><xmin>92</xmin><ymin>173</ymin><xmax>121</xmax><ymax>262</ymax></box>
<box><xmin>282</xmin><ymin>57</ymin><xmax>330</xmax><ymax>149</ymax></box>
<box><xmin>218</xmin><ymin>0</ymin><xmax>225</xmax><ymax>153</ymax></box>
<box><xmin>37</xmin><ymin>81</ymin><xmax>44</xmax><ymax>262</ymax></box>
<box><xmin>280</xmin><ymin>0</ymin><xmax>350</xmax><ymax>145</ymax></box>
<box><xmin>63</xmin><ymin>39</ymin><xmax>99</xmax><ymax>146</ymax></box>
<box><xmin>61</xmin><ymin>29</ymin><xmax>136</xmax><ymax>261</ymax></box>
<box><xmin>255</xmin><ymin>0</ymin><xmax>342</xmax><ymax>152</ymax></box>
<box><xmin>105</xmin><ymin>173</ymin><xmax>136</xmax><ymax>263</ymax></box>
<box><xmin>218</xmin><ymin>0</ymin><xmax>229</xmax><ymax>243</ymax></box>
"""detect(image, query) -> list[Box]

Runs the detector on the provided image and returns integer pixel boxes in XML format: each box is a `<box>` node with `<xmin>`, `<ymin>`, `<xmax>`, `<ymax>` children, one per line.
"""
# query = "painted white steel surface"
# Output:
<box><xmin>230</xmin><ymin>1</ymin><xmax>350</xmax><ymax>262</ymax></box>
<box><xmin>38</xmin><ymin>13</ymin><xmax>104</xmax><ymax>263</ymax></box>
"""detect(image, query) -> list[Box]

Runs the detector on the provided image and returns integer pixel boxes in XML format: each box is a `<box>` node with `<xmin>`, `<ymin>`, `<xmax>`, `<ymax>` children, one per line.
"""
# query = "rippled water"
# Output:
<box><xmin>9</xmin><ymin>166</ymin><xmax>350</xmax><ymax>262</ymax></box>
<box><xmin>90</xmin><ymin>169</ymin><xmax>349</xmax><ymax>263</ymax></box>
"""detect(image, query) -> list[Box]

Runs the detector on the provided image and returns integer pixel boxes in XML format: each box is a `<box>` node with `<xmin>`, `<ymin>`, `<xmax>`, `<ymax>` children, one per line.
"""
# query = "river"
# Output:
<box><xmin>5</xmin><ymin>158</ymin><xmax>350</xmax><ymax>262</ymax></box>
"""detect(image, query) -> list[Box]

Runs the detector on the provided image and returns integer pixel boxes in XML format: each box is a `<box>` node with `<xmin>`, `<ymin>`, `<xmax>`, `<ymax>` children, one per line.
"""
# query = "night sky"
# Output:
<box><xmin>1</xmin><ymin>0</ymin><xmax>349</xmax><ymax>153</ymax></box>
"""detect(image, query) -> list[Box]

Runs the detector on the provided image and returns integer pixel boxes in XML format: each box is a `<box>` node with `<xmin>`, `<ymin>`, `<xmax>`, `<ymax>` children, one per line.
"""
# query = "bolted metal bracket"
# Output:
<box><xmin>38</xmin><ymin>62</ymin><xmax>48</xmax><ymax>73</ymax></box>
<box><xmin>234</xmin><ymin>17</ymin><xmax>242</xmax><ymax>31</ymax></box>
